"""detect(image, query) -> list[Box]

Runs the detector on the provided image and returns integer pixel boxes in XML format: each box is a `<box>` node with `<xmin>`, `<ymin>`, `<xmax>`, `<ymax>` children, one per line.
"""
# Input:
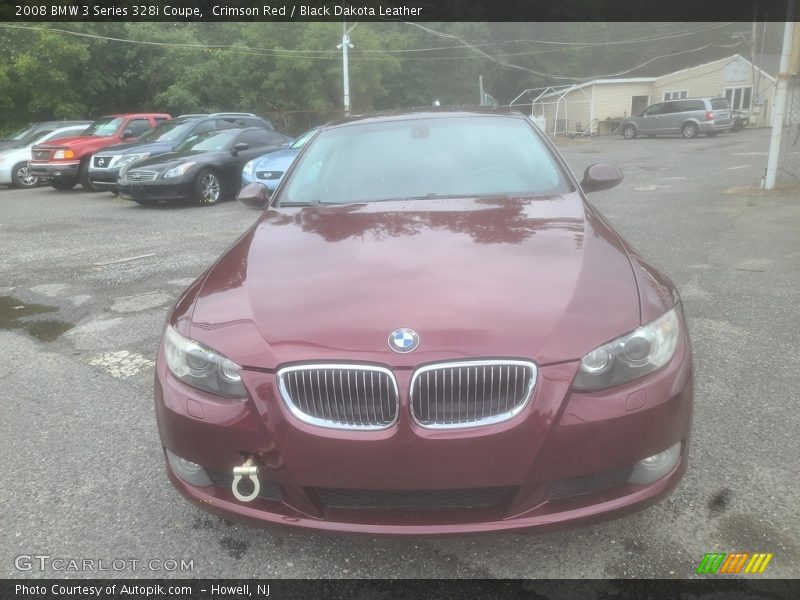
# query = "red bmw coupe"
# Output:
<box><xmin>154</xmin><ymin>109</ymin><xmax>693</xmax><ymax>535</ymax></box>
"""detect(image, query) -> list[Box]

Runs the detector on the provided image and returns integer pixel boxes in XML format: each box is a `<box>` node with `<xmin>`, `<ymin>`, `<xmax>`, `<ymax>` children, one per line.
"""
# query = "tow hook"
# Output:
<box><xmin>232</xmin><ymin>456</ymin><xmax>260</xmax><ymax>503</ymax></box>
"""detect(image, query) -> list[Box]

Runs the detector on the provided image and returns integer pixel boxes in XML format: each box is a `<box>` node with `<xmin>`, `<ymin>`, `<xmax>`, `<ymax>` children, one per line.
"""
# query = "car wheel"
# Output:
<box><xmin>623</xmin><ymin>125</ymin><xmax>637</xmax><ymax>139</ymax></box>
<box><xmin>11</xmin><ymin>162</ymin><xmax>38</xmax><ymax>188</ymax></box>
<box><xmin>79</xmin><ymin>160</ymin><xmax>102</xmax><ymax>192</ymax></box>
<box><xmin>194</xmin><ymin>169</ymin><xmax>222</xmax><ymax>205</ymax></box>
<box><xmin>51</xmin><ymin>179</ymin><xmax>77</xmax><ymax>191</ymax></box>
<box><xmin>681</xmin><ymin>123</ymin><xmax>699</xmax><ymax>139</ymax></box>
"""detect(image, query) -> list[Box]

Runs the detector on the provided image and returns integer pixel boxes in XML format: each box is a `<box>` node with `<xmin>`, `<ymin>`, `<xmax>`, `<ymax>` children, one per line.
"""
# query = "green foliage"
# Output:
<box><xmin>0</xmin><ymin>21</ymin><xmax>761</xmax><ymax>136</ymax></box>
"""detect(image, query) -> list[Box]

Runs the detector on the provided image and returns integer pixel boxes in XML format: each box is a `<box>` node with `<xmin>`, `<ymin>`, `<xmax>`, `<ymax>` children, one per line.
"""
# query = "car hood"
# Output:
<box><xmin>95</xmin><ymin>140</ymin><xmax>173</xmax><ymax>156</ymax></box>
<box><xmin>252</xmin><ymin>147</ymin><xmax>299</xmax><ymax>171</ymax></box>
<box><xmin>130</xmin><ymin>150</ymin><xmax>220</xmax><ymax>172</ymax></box>
<box><xmin>34</xmin><ymin>134</ymin><xmax>115</xmax><ymax>149</ymax></box>
<box><xmin>181</xmin><ymin>195</ymin><xmax>643</xmax><ymax>368</ymax></box>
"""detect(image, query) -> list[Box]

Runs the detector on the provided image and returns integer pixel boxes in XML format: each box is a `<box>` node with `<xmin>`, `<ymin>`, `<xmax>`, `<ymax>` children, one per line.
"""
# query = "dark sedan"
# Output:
<box><xmin>118</xmin><ymin>128</ymin><xmax>285</xmax><ymax>206</ymax></box>
<box><xmin>155</xmin><ymin>110</ymin><xmax>693</xmax><ymax>534</ymax></box>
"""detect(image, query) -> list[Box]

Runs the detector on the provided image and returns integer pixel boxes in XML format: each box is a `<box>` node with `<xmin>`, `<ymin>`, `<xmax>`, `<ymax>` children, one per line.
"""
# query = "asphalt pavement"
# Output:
<box><xmin>1</xmin><ymin>127</ymin><xmax>798</xmax><ymax>579</ymax></box>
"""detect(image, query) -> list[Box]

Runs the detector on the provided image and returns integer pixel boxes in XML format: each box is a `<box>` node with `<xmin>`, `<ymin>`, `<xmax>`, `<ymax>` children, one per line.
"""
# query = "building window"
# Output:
<box><xmin>724</xmin><ymin>86</ymin><xmax>752</xmax><ymax>110</ymax></box>
<box><xmin>663</xmin><ymin>90</ymin><xmax>688</xmax><ymax>101</ymax></box>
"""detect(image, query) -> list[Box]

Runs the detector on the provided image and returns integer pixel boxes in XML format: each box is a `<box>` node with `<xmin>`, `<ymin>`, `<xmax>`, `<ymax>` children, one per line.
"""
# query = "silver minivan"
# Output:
<box><xmin>620</xmin><ymin>97</ymin><xmax>733</xmax><ymax>139</ymax></box>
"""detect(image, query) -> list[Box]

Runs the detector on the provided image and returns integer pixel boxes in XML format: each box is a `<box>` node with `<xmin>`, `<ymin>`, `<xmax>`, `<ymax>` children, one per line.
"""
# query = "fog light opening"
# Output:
<box><xmin>627</xmin><ymin>442</ymin><xmax>682</xmax><ymax>485</ymax></box>
<box><xmin>165</xmin><ymin>448</ymin><xmax>212</xmax><ymax>487</ymax></box>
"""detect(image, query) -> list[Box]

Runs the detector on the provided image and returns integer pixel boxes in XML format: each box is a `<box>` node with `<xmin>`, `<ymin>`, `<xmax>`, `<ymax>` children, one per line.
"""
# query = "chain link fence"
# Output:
<box><xmin>776</xmin><ymin>76</ymin><xmax>800</xmax><ymax>186</ymax></box>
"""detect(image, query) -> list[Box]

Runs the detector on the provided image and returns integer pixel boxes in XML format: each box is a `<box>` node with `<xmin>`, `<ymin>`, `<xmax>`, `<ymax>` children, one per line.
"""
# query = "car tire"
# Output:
<box><xmin>194</xmin><ymin>169</ymin><xmax>222</xmax><ymax>206</ymax></box>
<box><xmin>623</xmin><ymin>125</ymin><xmax>637</xmax><ymax>139</ymax></box>
<box><xmin>681</xmin><ymin>123</ymin><xmax>699</xmax><ymax>139</ymax></box>
<box><xmin>11</xmin><ymin>162</ymin><xmax>38</xmax><ymax>188</ymax></box>
<box><xmin>79</xmin><ymin>160</ymin><xmax>102</xmax><ymax>192</ymax></box>
<box><xmin>51</xmin><ymin>179</ymin><xmax>77</xmax><ymax>191</ymax></box>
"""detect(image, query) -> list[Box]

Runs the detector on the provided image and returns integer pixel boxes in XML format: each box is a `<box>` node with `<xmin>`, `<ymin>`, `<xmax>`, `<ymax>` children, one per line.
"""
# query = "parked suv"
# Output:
<box><xmin>620</xmin><ymin>98</ymin><xmax>733</xmax><ymax>139</ymax></box>
<box><xmin>29</xmin><ymin>113</ymin><xmax>171</xmax><ymax>190</ymax></box>
<box><xmin>88</xmin><ymin>113</ymin><xmax>276</xmax><ymax>193</ymax></box>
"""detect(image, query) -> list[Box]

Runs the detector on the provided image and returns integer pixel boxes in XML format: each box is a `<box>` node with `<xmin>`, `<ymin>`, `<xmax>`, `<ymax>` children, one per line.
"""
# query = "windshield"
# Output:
<box><xmin>83</xmin><ymin>117</ymin><xmax>124</xmax><ymax>137</ymax></box>
<box><xmin>140</xmin><ymin>119</ymin><xmax>196</xmax><ymax>142</ymax></box>
<box><xmin>174</xmin><ymin>130</ymin><xmax>238</xmax><ymax>153</ymax></box>
<box><xmin>18</xmin><ymin>129</ymin><xmax>55</xmax><ymax>146</ymax></box>
<box><xmin>7</xmin><ymin>123</ymin><xmax>36</xmax><ymax>140</ymax></box>
<box><xmin>279</xmin><ymin>116</ymin><xmax>570</xmax><ymax>205</ymax></box>
<box><xmin>290</xmin><ymin>128</ymin><xmax>319</xmax><ymax>149</ymax></box>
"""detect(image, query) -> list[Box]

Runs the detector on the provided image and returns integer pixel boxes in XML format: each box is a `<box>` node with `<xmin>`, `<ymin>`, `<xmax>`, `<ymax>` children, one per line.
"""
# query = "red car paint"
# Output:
<box><xmin>29</xmin><ymin>113</ymin><xmax>170</xmax><ymax>188</ymax></box>
<box><xmin>155</xmin><ymin>110</ymin><xmax>693</xmax><ymax>534</ymax></box>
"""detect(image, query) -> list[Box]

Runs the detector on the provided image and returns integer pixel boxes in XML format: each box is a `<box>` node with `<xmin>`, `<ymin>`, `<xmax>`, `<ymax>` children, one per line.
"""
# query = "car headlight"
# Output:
<box><xmin>572</xmin><ymin>307</ymin><xmax>681</xmax><ymax>391</ymax></box>
<box><xmin>163</xmin><ymin>162</ymin><xmax>195</xmax><ymax>179</ymax></box>
<box><xmin>260</xmin><ymin>171</ymin><xmax>283</xmax><ymax>180</ymax></box>
<box><xmin>163</xmin><ymin>325</ymin><xmax>246</xmax><ymax>398</ymax></box>
<box><xmin>243</xmin><ymin>160</ymin><xmax>255</xmax><ymax>177</ymax></box>
<box><xmin>112</xmin><ymin>153</ymin><xmax>149</xmax><ymax>168</ymax></box>
<box><xmin>53</xmin><ymin>149</ymin><xmax>74</xmax><ymax>160</ymax></box>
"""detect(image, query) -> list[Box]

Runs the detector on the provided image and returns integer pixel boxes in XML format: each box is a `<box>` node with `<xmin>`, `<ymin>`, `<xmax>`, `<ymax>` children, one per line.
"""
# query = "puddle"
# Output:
<box><xmin>0</xmin><ymin>296</ymin><xmax>74</xmax><ymax>342</ymax></box>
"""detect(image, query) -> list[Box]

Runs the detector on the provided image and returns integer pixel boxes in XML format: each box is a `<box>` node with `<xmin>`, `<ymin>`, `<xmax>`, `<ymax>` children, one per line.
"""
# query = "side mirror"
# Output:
<box><xmin>237</xmin><ymin>182</ymin><xmax>271</xmax><ymax>209</ymax></box>
<box><xmin>122</xmin><ymin>129</ymin><xmax>135</xmax><ymax>139</ymax></box>
<box><xmin>580</xmin><ymin>163</ymin><xmax>624</xmax><ymax>193</ymax></box>
<box><xmin>233</xmin><ymin>142</ymin><xmax>249</xmax><ymax>155</ymax></box>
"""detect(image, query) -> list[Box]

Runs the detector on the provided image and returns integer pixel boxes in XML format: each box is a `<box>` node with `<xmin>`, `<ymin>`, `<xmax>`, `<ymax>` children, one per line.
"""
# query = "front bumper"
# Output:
<box><xmin>118</xmin><ymin>178</ymin><xmax>192</xmax><ymax>202</ymax></box>
<box><xmin>88</xmin><ymin>167</ymin><xmax>121</xmax><ymax>191</ymax></box>
<box><xmin>155</xmin><ymin>333</ymin><xmax>693</xmax><ymax>535</ymax></box>
<box><xmin>29</xmin><ymin>162</ymin><xmax>79</xmax><ymax>181</ymax></box>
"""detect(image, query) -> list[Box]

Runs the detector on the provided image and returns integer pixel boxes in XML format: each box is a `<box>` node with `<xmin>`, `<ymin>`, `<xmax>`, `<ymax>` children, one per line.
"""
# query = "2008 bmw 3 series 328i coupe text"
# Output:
<box><xmin>154</xmin><ymin>109</ymin><xmax>693</xmax><ymax>535</ymax></box>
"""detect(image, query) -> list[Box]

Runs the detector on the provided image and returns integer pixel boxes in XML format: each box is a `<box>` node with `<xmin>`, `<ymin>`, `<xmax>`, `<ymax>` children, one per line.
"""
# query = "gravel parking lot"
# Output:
<box><xmin>1</xmin><ymin>127</ymin><xmax>798</xmax><ymax>579</ymax></box>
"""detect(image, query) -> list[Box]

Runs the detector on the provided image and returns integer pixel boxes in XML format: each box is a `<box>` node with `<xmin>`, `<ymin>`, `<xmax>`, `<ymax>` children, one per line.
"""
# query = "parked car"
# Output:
<box><xmin>29</xmin><ymin>113</ymin><xmax>171</xmax><ymax>191</ymax></box>
<box><xmin>731</xmin><ymin>109</ymin><xmax>750</xmax><ymax>132</ymax></box>
<box><xmin>89</xmin><ymin>113</ymin><xmax>278</xmax><ymax>193</ymax></box>
<box><xmin>241</xmin><ymin>127</ymin><xmax>318</xmax><ymax>190</ymax></box>
<box><xmin>118</xmin><ymin>128</ymin><xmax>287</xmax><ymax>206</ymax></box>
<box><xmin>0</xmin><ymin>124</ymin><xmax>91</xmax><ymax>188</ymax></box>
<box><xmin>155</xmin><ymin>109</ymin><xmax>693</xmax><ymax>535</ymax></box>
<box><xmin>0</xmin><ymin>120</ymin><xmax>91</xmax><ymax>152</ymax></box>
<box><xmin>620</xmin><ymin>97</ymin><xmax>733</xmax><ymax>139</ymax></box>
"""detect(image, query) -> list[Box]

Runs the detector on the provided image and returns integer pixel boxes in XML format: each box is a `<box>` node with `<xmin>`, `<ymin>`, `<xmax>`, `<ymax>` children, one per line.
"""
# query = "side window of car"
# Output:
<box><xmin>263</xmin><ymin>132</ymin><xmax>290</xmax><ymax>145</ymax></box>
<box><xmin>682</xmin><ymin>100</ymin><xmax>706</xmax><ymax>112</ymax></box>
<box><xmin>643</xmin><ymin>104</ymin><xmax>663</xmax><ymax>117</ymax></box>
<box><xmin>47</xmin><ymin>130</ymin><xmax>79</xmax><ymax>142</ymax></box>
<box><xmin>215</xmin><ymin>119</ymin><xmax>245</xmax><ymax>130</ymax></box>
<box><xmin>236</xmin><ymin>130</ymin><xmax>273</xmax><ymax>148</ymax></box>
<box><xmin>154</xmin><ymin>117</ymin><xmax>169</xmax><ymax>123</ymax></box>
<box><xmin>191</xmin><ymin>120</ymin><xmax>216</xmax><ymax>135</ymax></box>
<box><xmin>125</xmin><ymin>118</ymin><xmax>152</xmax><ymax>137</ymax></box>
<box><xmin>660</xmin><ymin>102</ymin><xmax>680</xmax><ymax>115</ymax></box>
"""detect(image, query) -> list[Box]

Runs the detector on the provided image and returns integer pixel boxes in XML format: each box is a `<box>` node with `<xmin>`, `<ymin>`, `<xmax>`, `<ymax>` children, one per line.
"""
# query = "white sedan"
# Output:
<box><xmin>0</xmin><ymin>124</ymin><xmax>89</xmax><ymax>188</ymax></box>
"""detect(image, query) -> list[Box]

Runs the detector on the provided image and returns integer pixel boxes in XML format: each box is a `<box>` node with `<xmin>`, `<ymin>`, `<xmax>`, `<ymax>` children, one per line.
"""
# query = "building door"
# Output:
<box><xmin>724</xmin><ymin>86</ymin><xmax>753</xmax><ymax>111</ymax></box>
<box><xmin>631</xmin><ymin>95</ymin><xmax>649</xmax><ymax>117</ymax></box>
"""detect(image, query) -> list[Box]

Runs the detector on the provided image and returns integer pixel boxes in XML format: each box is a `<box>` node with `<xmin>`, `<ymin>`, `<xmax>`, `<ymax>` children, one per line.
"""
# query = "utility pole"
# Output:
<box><xmin>764</xmin><ymin>0</ymin><xmax>797</xmax><ymax>189</ymax></box>
<box><xmin>337</xmin><ymin>21</ymin><xmax>354</xmax><ymax>116</ymax></box>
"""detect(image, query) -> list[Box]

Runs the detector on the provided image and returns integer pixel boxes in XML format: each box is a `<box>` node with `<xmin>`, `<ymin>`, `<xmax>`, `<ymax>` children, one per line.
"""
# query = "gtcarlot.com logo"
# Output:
<box><xmin>14</xmin><ymin>554</ymin><xmax>194</xmax><ymax>572</ymax></box>
<box><xmin>696</xmin><ymin>552</ymin><xmax>774</xmax><ymax>574</ymax></box>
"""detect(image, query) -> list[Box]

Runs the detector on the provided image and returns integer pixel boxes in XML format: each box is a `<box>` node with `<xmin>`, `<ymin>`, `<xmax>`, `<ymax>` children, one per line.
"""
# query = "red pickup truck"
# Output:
<box><xmin>30</xmin><ymin>113</ymin><xmax>171</xmax><ymax>191</ymax></box>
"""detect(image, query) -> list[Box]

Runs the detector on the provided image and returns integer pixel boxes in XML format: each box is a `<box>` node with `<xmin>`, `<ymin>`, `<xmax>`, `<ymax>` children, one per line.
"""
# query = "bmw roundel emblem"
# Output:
<box><xmin>388</xmin><ymin>328</ymin><xmax>420</xmax><ymax>353</ymax></box>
